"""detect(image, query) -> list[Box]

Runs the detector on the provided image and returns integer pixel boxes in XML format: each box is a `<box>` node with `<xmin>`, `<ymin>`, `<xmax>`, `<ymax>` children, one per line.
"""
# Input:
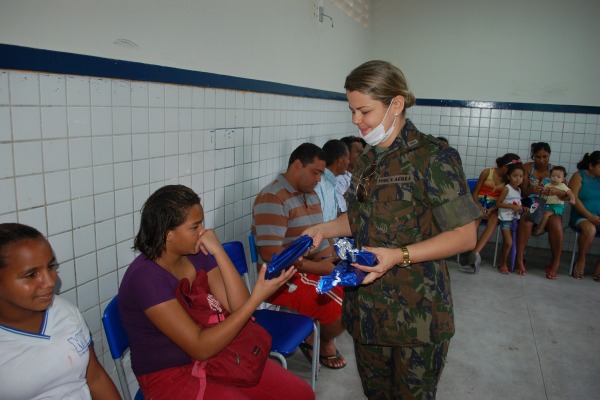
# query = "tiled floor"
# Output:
<box><xmin>284</xmin><ymin>246</ymin><xmax>600</xmax><ymax>399</ymax></box>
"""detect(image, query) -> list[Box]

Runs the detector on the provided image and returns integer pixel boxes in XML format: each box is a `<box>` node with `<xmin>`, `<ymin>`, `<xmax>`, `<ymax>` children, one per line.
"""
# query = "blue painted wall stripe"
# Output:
<box><xmin>416</xmin><ymin>99</ymin><xmax>600</xmax><ymax>115</ymax></box>
<box><xmin>1</xmin><ymin>44</ymin><xmax>599</xmax><ymax>114</ymax></box>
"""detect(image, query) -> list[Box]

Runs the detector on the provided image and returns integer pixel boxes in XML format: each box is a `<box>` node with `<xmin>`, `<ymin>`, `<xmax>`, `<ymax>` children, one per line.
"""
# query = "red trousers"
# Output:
<box><xmin>137</xmin><ymin>359</ymin><xmax>315</xmax><ymax>400</ymax></box>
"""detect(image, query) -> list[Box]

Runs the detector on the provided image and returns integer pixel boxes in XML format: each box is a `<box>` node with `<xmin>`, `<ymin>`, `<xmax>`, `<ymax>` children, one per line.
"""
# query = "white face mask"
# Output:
<box><xmin>360</xmin><ymin>101</ymin><xmax>398</xmax><ymax>147</ymax></box>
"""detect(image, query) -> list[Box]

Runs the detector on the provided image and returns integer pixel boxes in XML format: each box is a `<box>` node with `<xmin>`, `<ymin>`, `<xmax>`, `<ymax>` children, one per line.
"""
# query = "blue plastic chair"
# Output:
<box><xmin>102</xmin><ymin>296</ymin><xmax>144</xmax><ymax>400</ymax></box>
<box><xmin>222</xmin><ymin>240</ymin><xmax>319</xmax><ymax>391</ymax></box>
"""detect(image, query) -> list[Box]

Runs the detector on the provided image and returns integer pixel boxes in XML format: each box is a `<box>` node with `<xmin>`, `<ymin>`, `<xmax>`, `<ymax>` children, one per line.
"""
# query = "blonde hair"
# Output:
<box><xmin>344</xmin><ymin>60</ymin><xmax>416</xmax><ymax>110</ymax></box>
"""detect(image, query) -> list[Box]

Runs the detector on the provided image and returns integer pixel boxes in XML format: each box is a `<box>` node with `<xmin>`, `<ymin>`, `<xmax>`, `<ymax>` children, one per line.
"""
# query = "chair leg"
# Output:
<box><xmin>270</xmin><ymin>352</ymin><xmax>287</xmax><ymax>369</ymax></box>
<box><xmin>311</xmin><ymin>320</ymin><xmax>320</xmax><ymax>391</ymax></box>
<box><xmin>569</xmin><ymin>231</ymin><xmax>579</xmax><ymax>276</ymax></box>
<box><xmin>493</xmin><ymin>226</ymin><xmax>500</xmax><ymax>268</ymax></box>
<box><xmin>115</xmin><ymin>360</ymin><xmax>133</xmax><ymax>400</ymax></box>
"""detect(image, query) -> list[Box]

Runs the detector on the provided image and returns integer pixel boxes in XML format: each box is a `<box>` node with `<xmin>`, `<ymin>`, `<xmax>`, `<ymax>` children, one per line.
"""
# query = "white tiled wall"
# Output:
<box><xmin>0</xmin><ymin>69</ymin><xmax>354</xmax><ymax>381</ymax></box>
<box><xmin>1</xmin><ymin>69</ymin><xmax>599</xmax><ymax>380</ymax></box>
<box><xmin>408</xmin><ymin>105</ymin><xmax>600</xmax><ymax>254</ymax></box>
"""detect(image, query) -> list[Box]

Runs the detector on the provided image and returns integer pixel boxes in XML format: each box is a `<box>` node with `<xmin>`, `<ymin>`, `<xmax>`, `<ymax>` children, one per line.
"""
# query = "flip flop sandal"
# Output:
<box><xmin>593</xmin><ymin>274</ymin><xmax>600</xmax><ymax>282</ymax></box>
<box><xmin>572</xmin><ymin>267</ymin><xmax>585</xmax><ymax>280</ymax></box>
<box><xmin>319</xmin><ymin>349</ymin><xmax>347</xmax><ymax>370</ymax></box>
<box><xmin>499</xmin><ymin>266</ymin><xmax>509</xmax><ymax>274</ymax></box>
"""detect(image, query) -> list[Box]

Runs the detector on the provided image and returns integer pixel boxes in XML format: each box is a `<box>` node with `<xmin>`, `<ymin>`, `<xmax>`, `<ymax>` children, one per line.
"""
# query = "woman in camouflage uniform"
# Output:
<box><xmin>305</xmin><ymin>60</ymin><xmax>480</xmax><ymax>400</ymax></box>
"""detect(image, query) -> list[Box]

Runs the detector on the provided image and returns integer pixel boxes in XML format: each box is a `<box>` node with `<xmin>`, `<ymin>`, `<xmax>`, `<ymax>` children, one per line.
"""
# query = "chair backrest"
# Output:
<box><xmin>248</xmin><ymin>231</ymin><xmax>263</xmax><ymax>279</ymax></box>
<box><xmin>102</xmin><ymin>296</ymin><xmax>130</xmax><ymax>360</ymax></box>
<box><xmin>248</xmin><ymin>232</ymin><xmax>258</xmax><ymax>264</ymax></box>
<box><xmin>222</xmin><ymin>241</ymin><xmax>251</xmax><ymax>288</ymax></box>
<box><xmin>102</xmin><ymin>296</ymin><xmax>139</xmax><ymax>400</ymax></box>
<box><xmin>467</xmin><ymin>178</ymin><xmax>478</xmax><ymax>194</ymax></box>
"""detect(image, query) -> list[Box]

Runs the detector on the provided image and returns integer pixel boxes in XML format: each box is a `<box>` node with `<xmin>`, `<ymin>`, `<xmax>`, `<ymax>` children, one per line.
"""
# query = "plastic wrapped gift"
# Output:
<box><xmin>334</xmin><ymin>238</ymin><xmax>378</xmax><ymax>266</ymax></box>
<box><xmin>316</xmin><ymin>261</ymin><xmax>367</xmax><ymax>294</ymax></box>
<box><xmin>316</xmin><ymin>239</ymin><xmax>378</xmax><ymax>294</ymax></box>
<box><xmin>265</xmin><ymin>235</ymin><xmax>313</xmax><ymax>280</ymax></box>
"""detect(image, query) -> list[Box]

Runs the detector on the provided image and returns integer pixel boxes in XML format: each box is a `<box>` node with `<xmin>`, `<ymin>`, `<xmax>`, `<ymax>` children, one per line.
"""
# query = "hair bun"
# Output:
<box><xmin>404</xmin><ymin>92</ymin><xmax>416</xmax><ymax>108</ymax></box>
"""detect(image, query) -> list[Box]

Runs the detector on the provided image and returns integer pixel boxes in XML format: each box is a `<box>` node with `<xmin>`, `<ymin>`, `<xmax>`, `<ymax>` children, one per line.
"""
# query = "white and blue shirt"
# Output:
<box><xmin>0</xmin><ymin>296</ymin><xmax>93</xmax><ymax>400</ymax></box>
<box><xmin>315</xmin><ymin>168</ymin><xmax>339</xmax><ymax>222</ymax></box>
<box><xmin>336</xmin><ymin>170</ymin><xmax>352</xmax><ymax>213</ymax></box>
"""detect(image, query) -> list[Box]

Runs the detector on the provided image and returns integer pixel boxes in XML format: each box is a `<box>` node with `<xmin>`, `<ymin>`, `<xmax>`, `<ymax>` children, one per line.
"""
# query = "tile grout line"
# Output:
<box><xmin>519</xmin><ymin>276</ymin><xmax>549</xmax><ymax>400</ymax></box>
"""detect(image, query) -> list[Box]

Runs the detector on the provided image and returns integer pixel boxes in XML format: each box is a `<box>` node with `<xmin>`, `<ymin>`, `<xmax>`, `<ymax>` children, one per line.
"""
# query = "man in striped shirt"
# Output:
<box><xmin>252</xmin><ymin>143</ymin><xmax>347</xmax><ymax>370</ymax></box>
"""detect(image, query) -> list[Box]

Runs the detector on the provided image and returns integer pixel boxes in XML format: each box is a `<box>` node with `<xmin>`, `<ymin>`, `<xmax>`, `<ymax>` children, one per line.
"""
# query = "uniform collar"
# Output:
<box><xmin>362</xmin><ymin>119</ymin><xmax>421</xmax><ymax>163</ymax></box>
<box><xmin>0</xmin><ymin>308</ymin><xmax>50</xmax><ymax>340</ymax></box>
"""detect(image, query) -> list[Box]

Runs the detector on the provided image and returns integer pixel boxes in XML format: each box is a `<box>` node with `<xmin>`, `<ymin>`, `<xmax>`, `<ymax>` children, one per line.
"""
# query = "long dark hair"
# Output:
<box><xmin>134</xmin><ymin>185</ymin><xmax>201</xmax><ymax>260</ymax></box>
<box><xmin>530</xmin><ymin>142</ymin><xmax>551</xmax><ymax>159</ymax></box>
<box><xmin>496</xmin><ymin>153</ymin><xmax>521</xmax><ymax>168</ymax></box>
<box><xmin>0</xmin><ymin>223</ymin><xmax>44</xmax><ymax>269</ymax></box>
<box><xmin>576</xmin><ymin>151</ymin><xmax>600</xmax><ymax>171</ymax></box>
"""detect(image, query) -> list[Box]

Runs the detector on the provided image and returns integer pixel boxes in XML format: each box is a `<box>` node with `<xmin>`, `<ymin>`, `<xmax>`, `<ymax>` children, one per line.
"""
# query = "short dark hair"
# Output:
<box><xmin>134</xmin><ymin>185</ymin><xmax>200</xmax><ymax>260</ymax></box>
<box><xmin>322</xmin><ymin>139</ymin><xmax>349</xmax><ymax>166</ymax></box>
<box><xmin>437</xmin><ymin>136</ymin><xmax>448</xmax><ymax>144</ymax></box>
<box><xmin>0</xmin><ymin>223</ymin><xmax>44</xmax><ymax>269</ymax></box>
<box><xmin>576</xmin><ymin>151</ymin><xmax>600</xmax><ymax>171</ymax></box>
<box><xmin>551</xmin><ymin>165</ymin><xmax>567</xmax><ymax>177</ymax></box>
<box><xmin>340</xmin><ymin>136</ymin><xmax>364</xmax><ymax>148</ymax></box>
<box><xmin>287</xmin><ymin>143</ymin><xmax>326</xmax><ymax>168</ymax></box>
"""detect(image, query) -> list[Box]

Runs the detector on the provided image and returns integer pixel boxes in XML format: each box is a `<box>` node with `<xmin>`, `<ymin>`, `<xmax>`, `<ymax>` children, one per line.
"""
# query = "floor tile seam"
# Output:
<box><xmin>519</xmin><ymin>275</ymin><xmax>550</xmax><ymax>400</ymax></box>
<box><xmin>453</xmin><ymin>306</ymin><xmax>532</xmax><ymax>322</ymax></box>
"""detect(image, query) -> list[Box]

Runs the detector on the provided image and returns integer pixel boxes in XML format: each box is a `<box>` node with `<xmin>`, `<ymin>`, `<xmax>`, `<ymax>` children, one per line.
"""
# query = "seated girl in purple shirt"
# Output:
<box><xmin>118</xmin><ymin>185</ymin><xmax>314</xmax><ymax>400</ymax></box>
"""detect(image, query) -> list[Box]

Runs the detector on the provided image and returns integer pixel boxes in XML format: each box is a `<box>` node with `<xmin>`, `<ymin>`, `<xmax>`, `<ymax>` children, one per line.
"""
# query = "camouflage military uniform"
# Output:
<box><xmin>344</xmin><ymin>119</ymin><xmax>481</xmax><ymax>400</ymax></box>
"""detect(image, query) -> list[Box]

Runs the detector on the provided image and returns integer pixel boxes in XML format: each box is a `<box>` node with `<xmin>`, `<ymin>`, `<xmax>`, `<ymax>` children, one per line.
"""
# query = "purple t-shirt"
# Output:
<box><xmin>118</xmin><ymin>252</ymin><xmax>218</xmax><ymax>376</ymax></box>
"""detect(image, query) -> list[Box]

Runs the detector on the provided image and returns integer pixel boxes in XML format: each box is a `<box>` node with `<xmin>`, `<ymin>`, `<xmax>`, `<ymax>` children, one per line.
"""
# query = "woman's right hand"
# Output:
<box><xmin>195</xmin><ymin>228</ymin><xmax>223</xmax><ymax>256</ymax></box>
<box><xmin>588</xmin><ymin>215</ymin><xmax>600</xmax><ymax>226</ymax></box>
<box><xmin>479</xmin><ymin>205</ymin><xmax>489</xmax><ymax>220</ymax></box>
<box><xmin>532</xmin><ymin>184</ymin><xmax>545</xmax><ymax>196</ymax></box>
<box><xmin>302</xmin><ymin>226</ymin><xmax>325</xmax><ymax>251</ymax></box>
<box><xmin>251</xmin><ymin>264</ymin><xmax>297</xmax><ymax>302</ymax></box>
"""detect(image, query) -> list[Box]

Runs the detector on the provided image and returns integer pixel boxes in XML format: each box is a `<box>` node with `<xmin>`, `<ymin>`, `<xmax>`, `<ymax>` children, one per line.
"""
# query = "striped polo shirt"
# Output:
<box><xmin>252</xmin><ymin>173</ymin><xmax>329</xmax><ymax>254</ymax></box>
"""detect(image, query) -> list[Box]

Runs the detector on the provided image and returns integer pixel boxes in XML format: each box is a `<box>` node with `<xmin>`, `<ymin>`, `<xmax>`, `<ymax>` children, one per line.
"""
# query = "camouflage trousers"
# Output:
<box><xmin>353</xmin><ymin>339</ymin><xmax>450</xmax><ymax>400</ymax></box>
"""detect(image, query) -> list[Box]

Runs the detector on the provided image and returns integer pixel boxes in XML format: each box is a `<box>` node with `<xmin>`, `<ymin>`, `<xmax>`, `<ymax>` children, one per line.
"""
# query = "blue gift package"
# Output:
<box><xmin>265</xmin><ymin>235</ymin><xmax>313</xmax><ymax>280</ymax></box>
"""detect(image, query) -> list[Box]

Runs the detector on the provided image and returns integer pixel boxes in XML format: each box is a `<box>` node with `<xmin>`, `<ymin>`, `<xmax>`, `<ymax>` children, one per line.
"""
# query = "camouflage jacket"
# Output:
<box><xmin>343</xmin><ymin>119</ymin><xmax>481</xmax><ymax>346</ymax></box>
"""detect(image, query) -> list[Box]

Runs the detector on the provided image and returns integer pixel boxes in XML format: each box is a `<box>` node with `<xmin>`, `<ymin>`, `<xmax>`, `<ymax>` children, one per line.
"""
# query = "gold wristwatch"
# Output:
<box><xmin>399</xmin><ymin>246</ymin><xmax>411</xmax><ymax>267</ymax></box>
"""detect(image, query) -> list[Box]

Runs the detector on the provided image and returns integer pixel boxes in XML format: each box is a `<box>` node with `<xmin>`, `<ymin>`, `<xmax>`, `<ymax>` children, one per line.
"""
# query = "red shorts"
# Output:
<box><xmin>268</xmin><ymin>272</ymin><xmax>343</xmax><ymax>325</ymax></box>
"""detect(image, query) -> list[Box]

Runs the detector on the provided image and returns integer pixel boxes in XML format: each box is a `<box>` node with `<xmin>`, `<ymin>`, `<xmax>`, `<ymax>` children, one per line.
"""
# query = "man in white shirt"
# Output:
<box><xmin>336</xmin><ymin>136</ymin><xmax>364</xmax><ymax>213</ymax></box>
<box><xmin>315</xmin><ymin>140</ymin><xmax>350</xmax><ymax>221</ymax></box>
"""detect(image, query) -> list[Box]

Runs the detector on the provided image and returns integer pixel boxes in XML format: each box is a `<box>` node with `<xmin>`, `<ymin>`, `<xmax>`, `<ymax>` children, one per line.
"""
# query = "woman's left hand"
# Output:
<box><xmin>252</xmin><ymin>264</ymin><xmax>297</xmax><ymax>301</ymax></box>
<box><xmin>352</xmin><ymin>246</ymin><xmax>402</xmax><ymax>285</ymax></box>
